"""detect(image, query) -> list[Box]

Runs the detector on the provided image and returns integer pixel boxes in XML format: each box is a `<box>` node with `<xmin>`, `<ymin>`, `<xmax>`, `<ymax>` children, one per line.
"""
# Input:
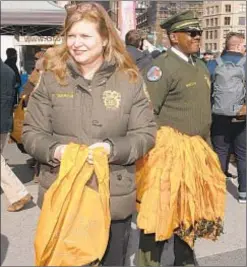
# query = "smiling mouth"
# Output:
<box><xmin>74</xmin><ymin>50</ymin><xmax>86</xmax><ymax>55</ymax></box>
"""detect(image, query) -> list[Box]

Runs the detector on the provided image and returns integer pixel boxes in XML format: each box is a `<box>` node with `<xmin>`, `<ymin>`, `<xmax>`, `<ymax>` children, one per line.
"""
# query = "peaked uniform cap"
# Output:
<box><xmin>160</xmin><ymin>10</ymin><xmax>201</xmax><ymax>33</ymax></box>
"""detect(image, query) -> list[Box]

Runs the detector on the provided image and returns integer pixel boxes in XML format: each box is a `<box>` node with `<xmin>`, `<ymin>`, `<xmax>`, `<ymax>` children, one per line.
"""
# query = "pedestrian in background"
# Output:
<box><xmin>202</xmin><ymin>49</ymin><xmax>214</xmax><ymax>64</ymax></box>
<box><xmin>208</xmin><ymin>32</ymin><xmax>246</xmax><ymax>203</ymax></box>
<box><xmin>138</xmin><ymin>11</ymin><xmax>224</xmax><ymax>266</ymax></box>
<box><xmin>22</xmin><ymin>2</ymin><xmax>156</xmax><ymax>266</ymax></box>
<box><xmin>20</xmin><ymin>50</ymin><xmax>46</xmax><ymax>102</ymax></box>
<box><xmin>125</xmin><ymin>29</ymin><xmax>153</xmax><ymax>71</ymax></box>
<box><xmin>0</xmin><ymin>58</ymin><xmax>33</xmax><ymax>212</ymax></box>
<box><xmin>4</xmin><ymin>48</ymin><xmax>21</xmax><ymax>105</ymax></box>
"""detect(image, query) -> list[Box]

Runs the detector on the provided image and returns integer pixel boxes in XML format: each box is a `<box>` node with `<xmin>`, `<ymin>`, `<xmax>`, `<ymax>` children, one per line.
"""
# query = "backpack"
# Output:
<box><xmin>212</xmin><ymin>56</ymin><xmax>246</xmax><ymax>116</ymax></box>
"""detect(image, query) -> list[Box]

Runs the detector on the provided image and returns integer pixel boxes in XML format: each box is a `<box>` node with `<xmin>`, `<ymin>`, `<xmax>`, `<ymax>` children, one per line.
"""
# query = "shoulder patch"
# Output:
<box><xmin>147</xmin><ymin>66</ymin><xmax>163</xmax><ymax>82</ymax></box>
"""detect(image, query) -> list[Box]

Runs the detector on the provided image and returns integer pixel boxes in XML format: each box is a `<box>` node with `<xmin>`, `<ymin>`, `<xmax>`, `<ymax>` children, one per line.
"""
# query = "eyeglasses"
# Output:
<box><xmin>175</xmin><ymin>30</ymin><xmax>203</xmax><ymax>38</ymax></box>
<box><xmin>183</xmin><ymin>30</ymin><xmax>203</xmax><ymax>38</ymax></box>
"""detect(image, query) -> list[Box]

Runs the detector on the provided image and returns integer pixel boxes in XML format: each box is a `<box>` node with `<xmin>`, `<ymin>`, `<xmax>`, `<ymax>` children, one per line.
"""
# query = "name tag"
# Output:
<box><xmin>186</xmin><ymin>82</ymin><xmax>196</xmax><ymax>88</ymax></box>
<box><xmin>53</xmin><ymin>93</ymin><xmax>74</xmax><ymax>98</ymax></box>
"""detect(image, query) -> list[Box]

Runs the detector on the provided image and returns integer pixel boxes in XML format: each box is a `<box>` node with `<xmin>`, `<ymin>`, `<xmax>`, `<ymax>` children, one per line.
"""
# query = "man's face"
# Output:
<box><xmin>204</xmin><ymin>53</ymin><xmax>213</xmax><ymax>61</ymax></box>
<box><xmin>170</xmin><ymin>30</ymin><xmax>202</xmax><ymax>55</ymax></box>
<box><xmin>238</xmin><ymin>38</ymin><xmax>246</xmax><ymax>55</ymax></box>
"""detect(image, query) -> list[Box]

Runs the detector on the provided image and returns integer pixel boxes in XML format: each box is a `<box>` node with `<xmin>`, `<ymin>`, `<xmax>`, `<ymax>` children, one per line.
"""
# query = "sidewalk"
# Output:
<box><xmin>1</xmin><ymin>143</ymin><xmax>246</xmax><ymax>266</ymax></box>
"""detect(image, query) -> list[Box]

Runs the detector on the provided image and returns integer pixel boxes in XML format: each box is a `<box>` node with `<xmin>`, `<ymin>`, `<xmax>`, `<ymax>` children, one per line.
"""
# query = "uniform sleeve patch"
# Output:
<box><xmin>147</xmin><ymin>66</ymin><xmax>163</xmax><ymax>82</ymax></box>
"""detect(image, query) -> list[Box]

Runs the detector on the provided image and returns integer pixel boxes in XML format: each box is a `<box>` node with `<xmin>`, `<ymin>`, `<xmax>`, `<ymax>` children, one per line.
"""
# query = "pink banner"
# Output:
<box><xmin>118</xmin><ymin>1</ymin><xmax>136</xmax><ymax>40</ymax></box>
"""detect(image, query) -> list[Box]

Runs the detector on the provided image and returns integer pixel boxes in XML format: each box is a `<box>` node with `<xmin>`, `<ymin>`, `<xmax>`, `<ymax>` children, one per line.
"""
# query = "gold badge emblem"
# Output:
<box><xmin>204</xmin><ymin>74</ymin><xmax>210</xmax><ymax>89</ymax></box>
<box><xmin>102</xmin><ymin>90</ymin><xmax>121</xmax><ymax>110</ymax></box>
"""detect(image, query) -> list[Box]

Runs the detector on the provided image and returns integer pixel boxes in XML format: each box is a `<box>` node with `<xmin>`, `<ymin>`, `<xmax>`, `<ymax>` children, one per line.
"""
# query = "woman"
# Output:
<box><xmin>22</xmin><ymin>2</ymin><xmax>156</xmax><ymax>266</ymax></box>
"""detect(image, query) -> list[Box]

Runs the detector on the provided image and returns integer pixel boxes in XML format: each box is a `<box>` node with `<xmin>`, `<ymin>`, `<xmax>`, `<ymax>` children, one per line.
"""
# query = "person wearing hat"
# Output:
<box><xmin>202</xmin><ymin>50</ymin><xmax>214</xmax><ymax>64</ymax></box>
<box><xmin>137</xmin><ymin>10</ymin><xmax>225</xmax><ymax>266</ymax></box>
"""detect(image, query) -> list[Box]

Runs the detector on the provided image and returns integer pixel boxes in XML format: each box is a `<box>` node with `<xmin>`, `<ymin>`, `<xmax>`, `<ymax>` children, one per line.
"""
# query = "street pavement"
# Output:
<box><xmin>1</xmin><ymin>143</ymin><xmax>246</xmax><ymax>266</ymax></box>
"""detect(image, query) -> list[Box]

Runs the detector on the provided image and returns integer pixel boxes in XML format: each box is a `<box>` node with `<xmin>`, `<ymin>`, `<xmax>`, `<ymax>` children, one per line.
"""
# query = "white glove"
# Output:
<box><xmin>54</xmin><ymin>145</ymin><xmax>67</xmax><ymax>161</ymax></box>
<box><xmin>87</xmin><ymin>142</ymin><xmax>111</xmax><ymax>164</ymax></box>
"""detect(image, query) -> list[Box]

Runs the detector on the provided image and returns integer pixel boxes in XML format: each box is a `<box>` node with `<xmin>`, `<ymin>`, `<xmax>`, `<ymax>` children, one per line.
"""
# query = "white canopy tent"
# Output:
<box><xmin>1</xmin><ymin>1</ymin><xmax>66</xmax><ymax>72</ymax></box>
<box><xmin>1</xmin><ymin>1</ymin><xmax>66</xmax><ymax>27</ymax></box>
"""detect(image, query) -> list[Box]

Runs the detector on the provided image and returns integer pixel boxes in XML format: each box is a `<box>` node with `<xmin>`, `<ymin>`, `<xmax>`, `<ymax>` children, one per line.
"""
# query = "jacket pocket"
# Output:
<box><xmin>109</xmin><ymin>164</ymin><xmax>136</xmax><ymax>197</ymax></box>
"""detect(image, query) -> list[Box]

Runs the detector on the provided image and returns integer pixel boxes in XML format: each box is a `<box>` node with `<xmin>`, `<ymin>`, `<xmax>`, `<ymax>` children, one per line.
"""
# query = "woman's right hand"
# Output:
<box><xmin>54</xmin><ymin>145</ymin><xmax>67</xmax><ymax>161</ymax></box>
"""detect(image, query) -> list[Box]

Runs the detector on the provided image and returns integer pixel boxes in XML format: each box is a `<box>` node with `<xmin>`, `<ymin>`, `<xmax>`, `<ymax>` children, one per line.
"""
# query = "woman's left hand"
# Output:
<box><xmin>87</xmin><ymin>142</ymin><xmax>111</xmax><ymax>164</ymax></box>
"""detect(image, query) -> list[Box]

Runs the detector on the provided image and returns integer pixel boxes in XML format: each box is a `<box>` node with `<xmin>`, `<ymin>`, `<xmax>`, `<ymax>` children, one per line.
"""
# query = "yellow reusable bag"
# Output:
<box><xmin>35</xmin><ymin>143</ymin><xmax>111</xmax><ymax>266</ymax></box>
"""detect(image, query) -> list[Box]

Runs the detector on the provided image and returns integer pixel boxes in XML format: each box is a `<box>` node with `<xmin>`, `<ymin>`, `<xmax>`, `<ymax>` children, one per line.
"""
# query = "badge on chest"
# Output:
<box><xmin>102</xmin><ymin>90</ymin><xmax>121</xmax><ymax>110</ymax></box>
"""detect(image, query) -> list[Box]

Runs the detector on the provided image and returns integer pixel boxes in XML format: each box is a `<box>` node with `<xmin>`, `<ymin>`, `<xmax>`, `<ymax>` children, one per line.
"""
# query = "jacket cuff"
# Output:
<box><xmin>49</xmin><ymin>143</ymin><xmax>62</xmax><ymax>166</ymax></box>
<box><xmin>104</xmin><ymin>137</ymin><xmax>131</xmax><ymax>164</ymax></box>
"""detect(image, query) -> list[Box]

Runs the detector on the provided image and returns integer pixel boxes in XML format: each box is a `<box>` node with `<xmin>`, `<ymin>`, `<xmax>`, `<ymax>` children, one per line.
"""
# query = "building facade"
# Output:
<box><xmin>201</xmin><ymin>1</ymin><xmax>246</xmax><ymax>53</ymax></box>
<box><xmin>136</xmin><ymin>0</ymin><xmax>150</xmax><ymax>35</ymax></box>
<box><xmin>136</xmin><ymin>1</ymin><xmax>203</xmax><ymax>47</ymax></box>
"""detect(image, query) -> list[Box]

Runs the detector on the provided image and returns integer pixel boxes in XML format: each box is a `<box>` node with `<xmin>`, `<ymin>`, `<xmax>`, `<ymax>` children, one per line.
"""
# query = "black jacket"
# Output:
<box><xmin>4</xmin><ymin>57</ymin><xmax>21</xmax><ymax>89</ymax></box>
<box><xmin>0</xmin><ymin>59</ymin><xmax>16</xmax><ymax>133</ymax></box>
<box><xmin>126</xmin><ymin>45</ymin><xmax>153</xmax><ymax>71</ymax></box>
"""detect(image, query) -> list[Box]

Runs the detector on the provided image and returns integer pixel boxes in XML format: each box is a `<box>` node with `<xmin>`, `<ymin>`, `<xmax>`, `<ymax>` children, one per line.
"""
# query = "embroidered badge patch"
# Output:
<box><xmin>147</xmin><ymin>66</ymin><xmax>163</xmax><ymax>82</ymax></box>
<box><xmin>102</xmin><ymin>90</ymin><xmax>121</xmax><ymax>110</ymax></box>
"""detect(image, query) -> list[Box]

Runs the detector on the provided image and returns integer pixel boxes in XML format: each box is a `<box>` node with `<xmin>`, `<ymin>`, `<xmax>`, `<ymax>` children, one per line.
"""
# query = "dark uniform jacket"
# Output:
<box><xmin>0</xmin><ymin>59</ymin><xmax>16</xmax><ymax>134</ymax></box>
<box><xmin>144</xmin><ymin>48</ymin><xmax>212</xmax><ymax>143</ymax></box>
<box><xmin>22</xmin><ymin>60</ymin><xmax>156</xmax><ymax>220</ymax></box>
<box><xmin>126</xmin><ymin>45</ymin><xmax>153</xmax><ymax>71</ymax></box>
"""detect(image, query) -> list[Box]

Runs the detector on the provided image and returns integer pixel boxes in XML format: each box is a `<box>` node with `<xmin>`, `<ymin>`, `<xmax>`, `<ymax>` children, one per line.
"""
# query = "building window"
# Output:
<box><xmin>238</xmin><ymin>17</ymin><xmax>246</xmax><ymax>25</ymax></box>
<box><xmin>214</xmin><ymin>30</ymin><xmax>218</xmax><ymax>39</ymax></box>
<box><xmin>210</xmin><ymin>19</ymin><xmax>214</xmax><ymax>26</ymax></box>
<box><xmin>238</xmin><ymin>30</ymin><xmax>245</xmax><ymax>35</ymax></box>
<box><xmin>224</xmin><ymin>17</ymin><xmax>231</xmax><ymax>25</ymax></box>
<box><xmin>223</xmin><ymin>29</ymin><xmax>230</xmax><ymax>38</ymax></box>
<box><xmin>215</xmin><ymin>18</ymin><xmax>218</xmax><ymax>26</ymax></box>
<box><xmin>214</xmin><ymin>43</ymin><xmax>217</xmax><ymax>51</ymax></box>
<box><xmin>205</xmin><ymin>43</ymin><xmax>208</xmax><ymax>50</ymax></box>
<box><xmin>206</xmin><ymin>19</ymin><xmax>209</xmax><ymax>26</ymax></box>
<box><xmin>216</xmin><ymin>6</ymin><xmax>219</xmax><ymax>13</ymax></box>
<box><xmin>225</xmin><ymin>5</ymin><xmax>231</xmax><ymax>12</ymax></box>
<box><xmin>210</xmin><ymin>31</ymin><xmax>213</xmax><ymax>39</ymax></box>
<box><xmin>207</xmin><ymin>7</ymin><xmax>209</xmax><ymax>15</ymax></box>
<box><xmin>209</xmin><ymin>43</ymin><xmax>212</xmax><ymax>50</ymax></box>
<box><xmin>239</xmin><ymin>4</ymin><xmax>246</xmax><ymax>12</ymax></box>
<box><xmin>206</xmin><ymin>31</ymin><xmax>209</xmax><ymax>39</ymax></box>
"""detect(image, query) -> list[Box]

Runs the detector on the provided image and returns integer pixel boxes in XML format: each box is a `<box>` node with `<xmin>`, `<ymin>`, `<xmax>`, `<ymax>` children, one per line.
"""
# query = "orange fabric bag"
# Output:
<box><xmin>136</xmin><ymin>127</ymin><xmax>226</xmax><ymax>247</ymax></box>
<box><xmin>35</xmin><ymin>143</ymin><xmax>111</xmax><ymax>266</ymax></box>
<box><xmin>10</xmin><ymin>95</ymin><xmax>26</xmax><ymax>144</ymax></box>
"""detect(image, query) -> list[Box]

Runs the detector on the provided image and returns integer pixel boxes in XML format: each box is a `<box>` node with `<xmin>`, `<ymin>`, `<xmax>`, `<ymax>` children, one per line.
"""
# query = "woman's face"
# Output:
<box><xmin>67</xmin><ymin>19</ymin><xmax>106</xmax><ymax>66</ymax></box>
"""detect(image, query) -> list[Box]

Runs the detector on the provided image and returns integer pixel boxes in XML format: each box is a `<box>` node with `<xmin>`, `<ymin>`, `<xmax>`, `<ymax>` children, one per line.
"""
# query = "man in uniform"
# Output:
<box><xmin>138</xmin><ymin>11</ymin><xmax>213</xmax><ymax>266</ymax></box>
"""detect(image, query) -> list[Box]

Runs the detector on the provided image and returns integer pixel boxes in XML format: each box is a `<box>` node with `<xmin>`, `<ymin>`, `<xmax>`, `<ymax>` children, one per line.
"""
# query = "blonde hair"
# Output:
<box><xmin>44</xmin><ymin>2</ymin><xmax>139</xmax><ymax>85</ymax></box>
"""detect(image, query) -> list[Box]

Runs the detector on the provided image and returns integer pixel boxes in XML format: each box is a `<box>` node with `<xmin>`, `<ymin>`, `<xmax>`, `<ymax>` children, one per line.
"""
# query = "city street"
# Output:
<box><xmin>1</xmin><ymin>143</ymin><xmax>246</xmax><ymax>266</ymax></box>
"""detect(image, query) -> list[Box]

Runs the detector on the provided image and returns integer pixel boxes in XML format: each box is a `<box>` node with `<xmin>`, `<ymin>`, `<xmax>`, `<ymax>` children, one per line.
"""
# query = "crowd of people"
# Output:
<box><xmin>0</xmin><ymin>2</ymin><xmax>246</xmax><ymax>266</ymax></box>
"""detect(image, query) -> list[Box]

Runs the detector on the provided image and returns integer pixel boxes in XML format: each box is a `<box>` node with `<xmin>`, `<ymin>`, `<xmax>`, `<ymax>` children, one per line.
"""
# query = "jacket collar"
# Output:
<box><xmin>67</xmin><ymin>57</ymin><xmax>116</xmax><ymax>89</ymax></box>
<box><xmin>168</xmin><ymin>48</ymin><xmax>195</xmax><ymax>65</ymax></box>
<box><xmin>221</xmin><ymin>50</ymin><xmax>244</xmax><ymax>57</ymax></box>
